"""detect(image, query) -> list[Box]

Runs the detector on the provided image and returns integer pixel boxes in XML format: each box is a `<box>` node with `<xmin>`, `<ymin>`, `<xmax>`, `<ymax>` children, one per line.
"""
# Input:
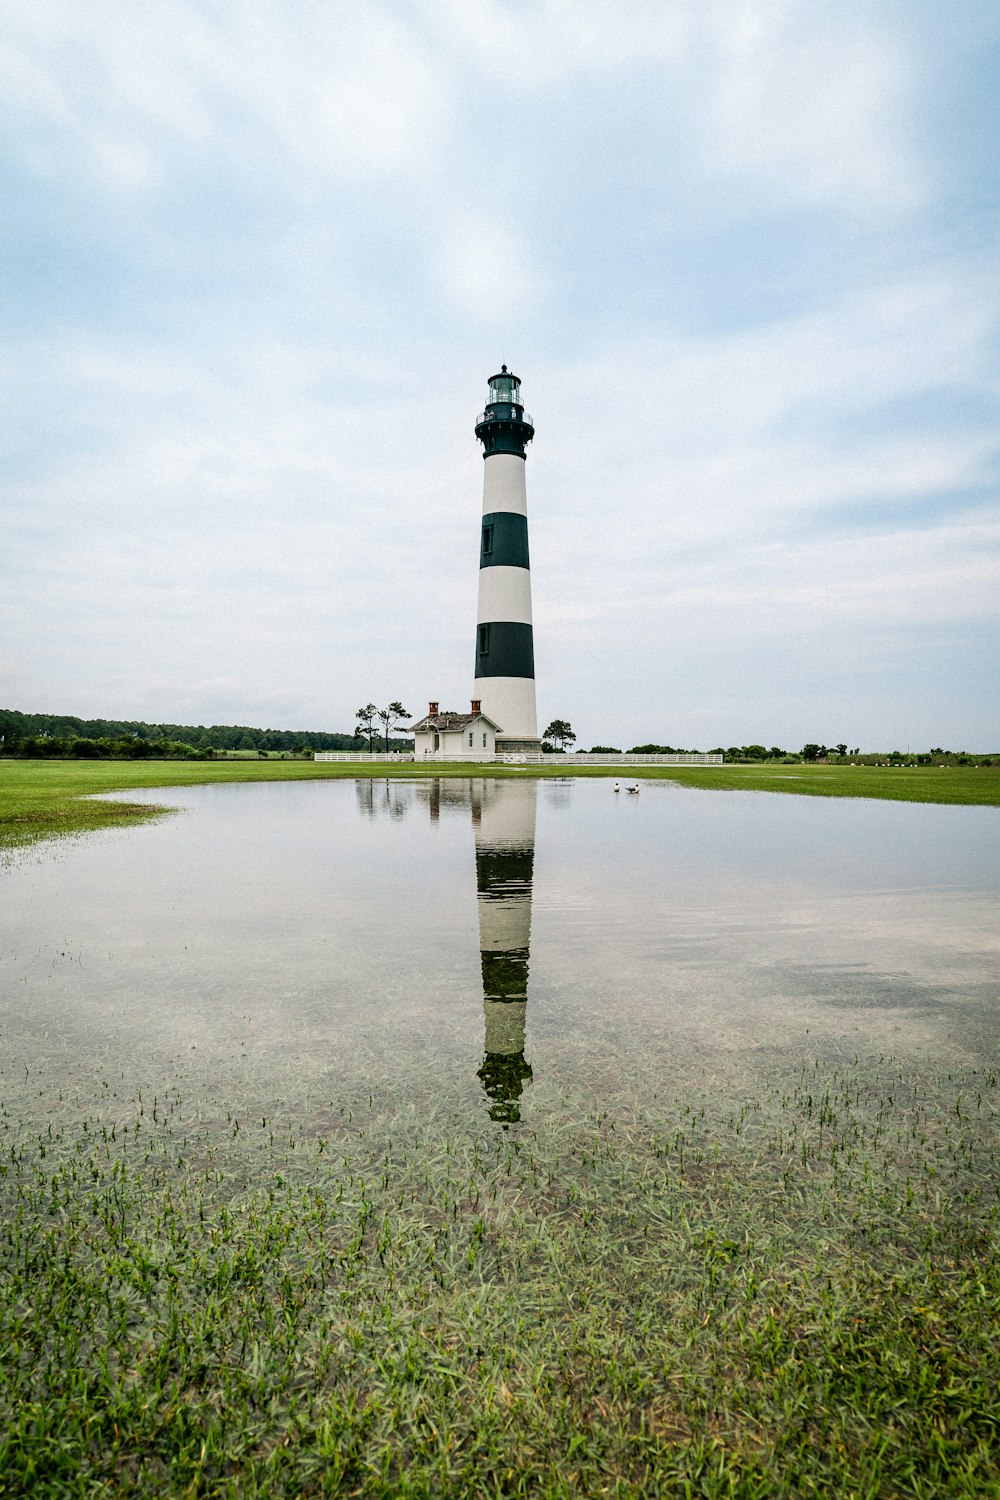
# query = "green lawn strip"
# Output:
<box><xmin>639</xmin><ymin>762</ymin><xmax>1000</xmax><ymax>807</ymax></box>
<box><xmin>0</xmin><ymin>1055</ymin><xmax>996</xmax><ymax>1496</ymax></box>
<box><xmin>1</xmin><ymin>760</ymin><xmax>998</xmax><ymax>856</ymax></box>
<box><xmin>0</xmin><ymin>760</ymin><xmax>386</xmax><ymax>851</ymax></box>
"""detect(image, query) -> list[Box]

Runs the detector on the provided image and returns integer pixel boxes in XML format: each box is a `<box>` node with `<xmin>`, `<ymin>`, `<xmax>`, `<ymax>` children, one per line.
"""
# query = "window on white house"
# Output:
<box><xmin>482</xmin><ymin>733</ymin><xmax>487</xmax><ymax>747</ymax></box>
<box><xmin>469</xmin><ymin>732</ymin><xmax>473</xmax><ymax>747</ymax></box>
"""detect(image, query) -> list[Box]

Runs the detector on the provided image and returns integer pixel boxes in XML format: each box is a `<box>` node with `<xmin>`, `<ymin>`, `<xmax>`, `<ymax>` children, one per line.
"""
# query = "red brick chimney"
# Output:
<box><xmin>428</xmin><ymin>700</ymin><xmax>439</xmax><ymax>716</ymax></box>
<box><xmin>470</xmin><ymin>699</ymin><xmax>481</xmax><ymax>715</ymax></box>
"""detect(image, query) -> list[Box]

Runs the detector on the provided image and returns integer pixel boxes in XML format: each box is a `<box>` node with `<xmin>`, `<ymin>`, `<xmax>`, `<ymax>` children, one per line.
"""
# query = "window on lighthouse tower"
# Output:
<box><xmin>478</xmin><ymin>624</ymin><xmax>490</xmax><ymax>656</ymax></box>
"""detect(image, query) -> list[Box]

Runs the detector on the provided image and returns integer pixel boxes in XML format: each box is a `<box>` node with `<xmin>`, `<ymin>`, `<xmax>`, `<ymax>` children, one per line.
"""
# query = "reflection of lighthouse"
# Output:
<box><xmin>472</xmin><ymin>776</ymin><xmax>537</xmax><ymax>1123</ymax></box>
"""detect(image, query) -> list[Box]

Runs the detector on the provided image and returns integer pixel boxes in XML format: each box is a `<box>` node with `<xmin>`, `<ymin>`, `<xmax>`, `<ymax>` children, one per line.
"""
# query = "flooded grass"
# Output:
<box><xmin>1</xmin><ymin>1052</ymin><xmax>997</xmax><ymax>1496</ymax></box>
<box><xmin>2</xmin><ymin>759</ymin><xmax>998</xmax><ymax>857</ymax></box>
<box><xmin>2</xmin><ymin>775</ymin><xmax>997</xmax><ymax>1493</ymax></box>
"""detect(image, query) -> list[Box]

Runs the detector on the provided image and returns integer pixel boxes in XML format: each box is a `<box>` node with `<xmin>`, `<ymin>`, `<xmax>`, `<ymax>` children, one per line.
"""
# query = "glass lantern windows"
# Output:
<box><xmin>487</xmin><ymin>367</ymin><xmax>522</xmax><ymax>410</ymax></box>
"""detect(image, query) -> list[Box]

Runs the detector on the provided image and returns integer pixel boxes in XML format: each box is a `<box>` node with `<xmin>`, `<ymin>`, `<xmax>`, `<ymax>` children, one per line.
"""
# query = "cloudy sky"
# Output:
<box><xmin>3</xmin><ymin>1</ymin><xmax>998</xmax><ymax>750</ymax></box>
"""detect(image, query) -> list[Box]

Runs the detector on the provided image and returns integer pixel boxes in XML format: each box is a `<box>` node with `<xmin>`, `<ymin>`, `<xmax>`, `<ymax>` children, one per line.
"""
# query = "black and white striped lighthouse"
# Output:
<box><xmin>473</xmin><ymin>366</ymin><xmax>539</xmax><ymax>753</ymax></box>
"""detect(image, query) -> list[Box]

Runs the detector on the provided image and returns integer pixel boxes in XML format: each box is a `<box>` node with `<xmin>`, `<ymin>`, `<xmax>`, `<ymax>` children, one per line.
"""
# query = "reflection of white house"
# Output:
<box><xmin>410</xmin><ymin>700</ymin><xmax>502</xmax><ymax>760</ymax></box>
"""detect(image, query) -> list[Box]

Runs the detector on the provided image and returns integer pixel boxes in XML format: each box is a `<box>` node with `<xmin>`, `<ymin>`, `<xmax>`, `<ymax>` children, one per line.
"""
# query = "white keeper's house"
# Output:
<box><xmin>410</xmin><ymin>700</ymin><xmax>502</xmax><ymax>761</ymax></box>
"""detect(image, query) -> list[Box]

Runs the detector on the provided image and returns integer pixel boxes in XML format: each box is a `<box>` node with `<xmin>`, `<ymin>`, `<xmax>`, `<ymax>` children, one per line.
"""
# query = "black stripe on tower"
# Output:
<box><xmin>480</xmin><ymin>512</ymin><xmax>529</xmax><ymax>570</ymax></box>
<box><xmin>481</xmin><ymin>949</ymin><xmax>529</xmax><ymax>1001</ymax></box>
<box><xmin>476</xmin><ymin>844</ymin><xmax>535</xmax><ymax>889</ymax></box>
<box><xmin>477</xmin><ymin>1037</ymin><xmax>532</xmax><ymax>1120</ymax></box>
<box><xmin>475</xmin><ymin>621</ymin><xmax>535</xmax><ymax>680</ymax></box>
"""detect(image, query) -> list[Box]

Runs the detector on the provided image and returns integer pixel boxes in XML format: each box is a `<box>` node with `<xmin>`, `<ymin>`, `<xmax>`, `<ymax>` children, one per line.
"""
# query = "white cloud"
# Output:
<box><xmin>433</xmin><ymin>210</ymin><xmax>542</xmax><ymax>317</ymax></box>
<box><xmin>0</xmin><ymin>1</ymin><xmax>452</xmax><ymax>192</ymax></box>
<box><xmin>534</xmin><ymin>263</ymin><xmax>998</xmax><ymax>542</ymax></box>
<box><xmin>429</xmin><ymin>0</ymin><xmax>924</xmax><ymax>216</ymax></box>
<box><xmin>701</xmin><ymin>1</ymin><xmax>926</xmax><ymax>213</ymax></box>
<box><xmin>425</xmin><ymin>0</ymin><xmax>692</xmax><ymax>86</ymax></box>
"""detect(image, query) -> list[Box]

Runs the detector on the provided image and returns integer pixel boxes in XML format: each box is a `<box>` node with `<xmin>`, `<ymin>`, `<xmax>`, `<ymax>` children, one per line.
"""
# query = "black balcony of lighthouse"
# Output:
<box><xmin>474</xmin><ymin>365</ymin><xmax>535</xmax><ymax>458</ymax></box>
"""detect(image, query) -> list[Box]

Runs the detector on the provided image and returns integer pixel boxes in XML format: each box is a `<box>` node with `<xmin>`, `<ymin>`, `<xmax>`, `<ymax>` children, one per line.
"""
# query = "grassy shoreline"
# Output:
<box><xmin>2</xmin><ymin>758</ymin><xmax>998</xmax><ymax>853</ymax></box>
<box><xmin>1</xmin><ymin>1050</ymin><xmax>997</xmax><ymax>1496</ymax></box>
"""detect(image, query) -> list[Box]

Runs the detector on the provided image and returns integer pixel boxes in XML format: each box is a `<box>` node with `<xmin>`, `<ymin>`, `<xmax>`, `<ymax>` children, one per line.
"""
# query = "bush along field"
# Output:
<box><xmin>0</xmin><ymin>1049</ymin><xmax>997</xmax><ymax>1496</ymax></box>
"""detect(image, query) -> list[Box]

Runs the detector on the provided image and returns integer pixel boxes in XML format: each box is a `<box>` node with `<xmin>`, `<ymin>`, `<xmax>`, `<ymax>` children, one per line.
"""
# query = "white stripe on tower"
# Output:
<box><xmin>475</xmin><ymin>566</ymin><xmax>532</xmax><ymax>627</ymax></box>
<box><xmin>473</xmin><ymin>366</ymin><xmax>537</xmax><ymax>743</ymax></box>
<box><xmin>483</xmin><ymin>452</ymin><xmax>527</xmax><ymax>516</ymax></box>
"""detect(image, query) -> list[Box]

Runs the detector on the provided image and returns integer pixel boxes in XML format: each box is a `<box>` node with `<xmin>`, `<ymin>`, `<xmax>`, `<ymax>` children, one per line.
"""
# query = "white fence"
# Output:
<box><xmin>314</xmin><ymin>752</ymin><xmax>723</xmax><ymax>766</ymax></box>
<box><xmin>512</xmin><ymin>753</ymin><xmax>722</xmax><ymax>765</ymax></box>
<box><xmin>314</xmin><ymin>752</ymin><xmax>415</xmax><ymax>762</ymax></box>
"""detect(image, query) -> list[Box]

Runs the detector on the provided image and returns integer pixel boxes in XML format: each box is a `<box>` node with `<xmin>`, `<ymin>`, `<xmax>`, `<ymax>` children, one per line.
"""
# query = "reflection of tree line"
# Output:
<box><xmin>356</xmin><ymin>776</ymin><xmax>537</xmax><ymax>1123</ymax></box>
<box><xmin>354</xmin><ymin>779</ymin><xmax>410</xmax><ymax>821</ymax></box>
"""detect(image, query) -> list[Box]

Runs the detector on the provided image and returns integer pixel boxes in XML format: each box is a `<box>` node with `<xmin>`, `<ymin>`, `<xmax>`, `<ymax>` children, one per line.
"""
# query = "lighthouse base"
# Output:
<box><xmin>495</xmin><ymin>737</ymin><xmax>542</xmax><ymax>757</ymax></box>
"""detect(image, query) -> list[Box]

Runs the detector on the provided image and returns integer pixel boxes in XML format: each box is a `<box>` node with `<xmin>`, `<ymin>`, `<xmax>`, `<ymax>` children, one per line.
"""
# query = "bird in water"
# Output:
<box><xmin>613</xmin><ymin>781</ymin><xmax>621</xmax><ymax>793</ymax></box>
<box><xmin>627</xmin><ymin>782</ymin><xmax>640</xmax><ymax>794</ymax></box>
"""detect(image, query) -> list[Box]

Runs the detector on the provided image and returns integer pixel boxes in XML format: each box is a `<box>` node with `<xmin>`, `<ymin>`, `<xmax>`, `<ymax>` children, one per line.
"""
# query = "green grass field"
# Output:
<box><xmin>1</xmin><ymin>758</ymin><xmax>998</xmax><ymax>853</ymax></box>
<box><xmin>1</xmin><ymin>1052</ymin><xmax>997</xmax><ymax>1496</ymax></box>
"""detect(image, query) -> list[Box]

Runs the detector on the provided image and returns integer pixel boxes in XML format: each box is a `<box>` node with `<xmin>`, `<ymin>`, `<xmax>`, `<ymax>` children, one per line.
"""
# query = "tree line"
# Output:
<box><xmin>534</xmin><ymin>722</ymin><xmax>995</xmax><ymax>765</ymax></box>
<box><xmin>2</xmin><ymin>706</ymin><xmax>992</xmax><ymax>765</ymax></box>
<box><xmin>0</xmin><ymin>707</ymin><xmax>413</xmax><ymax>759</ymax></box>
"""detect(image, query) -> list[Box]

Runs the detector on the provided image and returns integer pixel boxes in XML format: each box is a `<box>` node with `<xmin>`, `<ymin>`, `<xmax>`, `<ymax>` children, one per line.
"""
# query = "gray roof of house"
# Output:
<box><xmin>409</xmin><ymin>710</ymin><xmax>502</xmax><ymax>732</ymax></box>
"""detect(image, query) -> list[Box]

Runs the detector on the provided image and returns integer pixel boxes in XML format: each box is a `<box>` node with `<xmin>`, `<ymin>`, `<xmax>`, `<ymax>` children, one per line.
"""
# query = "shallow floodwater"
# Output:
<box><xmin>1</xmin><ymin>777</ymin><xmax>997</xmax><ymax>1125</ymax></box>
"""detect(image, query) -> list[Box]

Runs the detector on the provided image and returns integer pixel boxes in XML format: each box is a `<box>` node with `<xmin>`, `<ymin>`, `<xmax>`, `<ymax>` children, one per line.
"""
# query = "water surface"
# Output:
<box><xmin>2</xmin><ymin>777</ymin><xmax>996</xmax><ymax>1128</ymax></box>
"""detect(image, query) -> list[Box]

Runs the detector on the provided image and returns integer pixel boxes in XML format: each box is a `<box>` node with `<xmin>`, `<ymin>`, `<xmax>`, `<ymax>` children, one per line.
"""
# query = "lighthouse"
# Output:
<box><xmin>473</xmin><ymin>366</ymin><xmax>540</xmax><ymax>754</ymax></box>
